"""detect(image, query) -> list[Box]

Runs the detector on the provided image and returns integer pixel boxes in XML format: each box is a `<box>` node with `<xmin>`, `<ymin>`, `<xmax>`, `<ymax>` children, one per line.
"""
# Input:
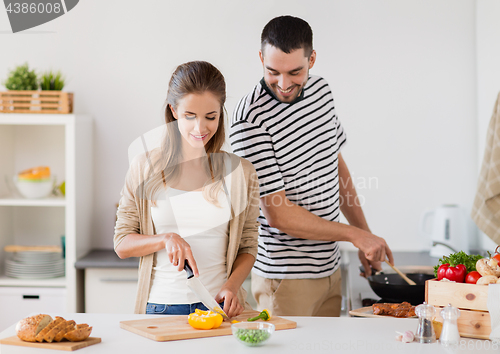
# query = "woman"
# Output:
<box><xmin>114</xmin><ymin>61</ymin><xmax>260</xmax><ymax>317</ymax></box>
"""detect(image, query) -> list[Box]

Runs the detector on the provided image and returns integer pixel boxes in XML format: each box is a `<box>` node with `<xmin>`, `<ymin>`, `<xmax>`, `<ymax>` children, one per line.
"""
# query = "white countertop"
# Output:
<box><xmin>0</xmin><ymin>313</ymin><xmax>498</xmax><ymax>354</ymax></box>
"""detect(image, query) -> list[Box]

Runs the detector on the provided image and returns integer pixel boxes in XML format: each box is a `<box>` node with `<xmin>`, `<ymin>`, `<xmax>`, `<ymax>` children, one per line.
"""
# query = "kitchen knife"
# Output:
<box><xmin>184</xmin><ymin>260</ymin><xmax>229</xmax><ymax>320</ymax></box>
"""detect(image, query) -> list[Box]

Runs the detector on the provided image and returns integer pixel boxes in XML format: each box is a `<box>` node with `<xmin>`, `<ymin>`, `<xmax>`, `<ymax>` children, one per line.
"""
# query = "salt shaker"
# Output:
<box><xmin>415</xmin><ymin>302</ymin><xmax>436</xmax><ymax>343</ymax></box>
<box><xmin>440</xmin><ymin>303</ymin><xmax>460</xmax><ymax>347</ymax></box>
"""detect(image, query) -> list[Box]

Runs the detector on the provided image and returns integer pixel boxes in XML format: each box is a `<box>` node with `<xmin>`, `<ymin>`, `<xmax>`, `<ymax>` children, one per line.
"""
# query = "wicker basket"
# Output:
<box><xmin>0</xmin><ymin>91</ymin><xmax>73</xmax><ymax>114</ymax></box>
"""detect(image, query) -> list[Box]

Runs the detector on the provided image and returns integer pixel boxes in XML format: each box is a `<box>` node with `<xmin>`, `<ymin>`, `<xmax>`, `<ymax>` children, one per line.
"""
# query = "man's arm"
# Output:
<box><xmin>260</xmin><ymin>160</ymin><xmax>393</xmax><ymax>267</ymax></box>
<box><xmin>337</xmin><ymin>153</ymin><xmax>383</xmax><ymax>276</ymax></box>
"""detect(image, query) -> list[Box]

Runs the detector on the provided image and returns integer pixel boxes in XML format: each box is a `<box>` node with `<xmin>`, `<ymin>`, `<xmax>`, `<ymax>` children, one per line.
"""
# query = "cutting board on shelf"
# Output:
<box><xmin>120</xmin><ymin>310</ymin><xmax>296</xmax><ymax>342</ymax></box>
<box><xmin>0</xmin><ymin>336</ymin><xmax>101</xmax><ymax>351</ymax></box>
<box><xmin>4</xmin><ymin>245</ymin><xmax>62</xmax><ymax>253</ymax></box>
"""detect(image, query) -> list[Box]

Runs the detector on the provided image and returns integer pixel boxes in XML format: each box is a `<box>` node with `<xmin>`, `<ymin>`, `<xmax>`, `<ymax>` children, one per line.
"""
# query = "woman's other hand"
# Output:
<box><xmin>163</xmin><ymin>233</ymin><xmax>199</xmax><ymax>276</ymax></box>
<box><xmin>215</xmin><ymin>284</ymin><xmax>244</xmax><ymax>318</ymax></box>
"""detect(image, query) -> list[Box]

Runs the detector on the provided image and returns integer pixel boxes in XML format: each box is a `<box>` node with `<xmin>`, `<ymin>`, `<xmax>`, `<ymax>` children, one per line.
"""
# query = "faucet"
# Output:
<box><xmin>432</xmin><ymin>241</ymin><xmax>458</xmax><ymax>254</ymax></box>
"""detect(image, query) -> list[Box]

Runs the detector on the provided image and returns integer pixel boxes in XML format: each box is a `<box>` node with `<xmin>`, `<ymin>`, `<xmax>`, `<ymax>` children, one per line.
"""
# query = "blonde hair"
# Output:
<box><xmin>146</xmin><ymin>61</ymin><xmax>227</xmax><ymax>206</ymax></box>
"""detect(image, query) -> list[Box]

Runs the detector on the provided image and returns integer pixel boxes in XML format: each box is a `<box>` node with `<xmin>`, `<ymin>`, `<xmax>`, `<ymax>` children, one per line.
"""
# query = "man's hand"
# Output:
<box><xmin>352</xmin><ymin>229</ymin><xmax>393</xmax><ymax>277</ymax></box>
<box><xmin>358</xmin><ymin>249</ymin><xmax>382</xmax><ymax>277</ymax></box>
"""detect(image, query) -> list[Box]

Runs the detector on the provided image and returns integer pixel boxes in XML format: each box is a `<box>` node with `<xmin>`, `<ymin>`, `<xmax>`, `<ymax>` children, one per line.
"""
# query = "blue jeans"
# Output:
<box><xmin>146</xmin><ymin>302</ymin><xmax>224</xmax><ymax>315</ymax></box>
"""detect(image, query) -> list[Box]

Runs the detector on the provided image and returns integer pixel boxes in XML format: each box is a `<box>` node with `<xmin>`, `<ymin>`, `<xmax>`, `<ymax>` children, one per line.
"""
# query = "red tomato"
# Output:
<box><xmin>465</xmin><ymin>271</ymin><xmax>482</xmax><ymax>284</ymax></box>
<box><xmin>493</xmin><ymin>254</ymin><xmax>500</xmax><ymax>263</ymax></box>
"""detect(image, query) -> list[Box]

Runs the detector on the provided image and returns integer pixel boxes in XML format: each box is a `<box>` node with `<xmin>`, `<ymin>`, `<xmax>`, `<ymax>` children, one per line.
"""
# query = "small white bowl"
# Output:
<box><xmin>231</xmin><ymin>322</ymin><xmax>275</xmax><ymax>346</ymax></box>
<box><xmin>14</xmin><ymin>178</ymin><xmax>54</xmax><ymax>199</ymax></box>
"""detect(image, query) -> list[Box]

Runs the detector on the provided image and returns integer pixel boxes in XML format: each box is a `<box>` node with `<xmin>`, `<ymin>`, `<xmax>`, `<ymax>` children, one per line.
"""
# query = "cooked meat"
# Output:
<box><xmin>372</xmin><ymin>302</ymin><xmax>415</xmax><ymax>317</ymax></box>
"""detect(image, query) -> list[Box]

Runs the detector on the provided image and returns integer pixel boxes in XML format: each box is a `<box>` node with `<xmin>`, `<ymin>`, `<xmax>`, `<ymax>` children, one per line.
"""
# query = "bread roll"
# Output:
<box><xmin>16</xmin><ymin>314</ymin><xmax>52</xmax><ymax>342</ymax></box>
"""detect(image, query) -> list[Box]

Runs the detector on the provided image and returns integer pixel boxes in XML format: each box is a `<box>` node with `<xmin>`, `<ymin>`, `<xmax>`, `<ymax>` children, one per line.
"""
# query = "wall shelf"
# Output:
<box><xmin>0</xmin><ymin>275</ymin><xmax>66</xmax><ymax>287</ymax></box>
<box><xmin>0</xmin><ymin>197</ymin><xmax>66</xmax><ymax>207</ymax></box>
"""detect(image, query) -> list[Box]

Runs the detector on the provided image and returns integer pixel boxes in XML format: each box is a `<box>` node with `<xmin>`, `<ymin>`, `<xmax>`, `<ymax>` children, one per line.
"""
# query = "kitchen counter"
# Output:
<box><xmin>75</xmin><ymin>249</ymin><xmax>139</xmax><ymax>269</ymax></box>
<box><xmin>0</xmin><ymin>312</ymin><xmax>497</xmax><ymax>353</ymax></box>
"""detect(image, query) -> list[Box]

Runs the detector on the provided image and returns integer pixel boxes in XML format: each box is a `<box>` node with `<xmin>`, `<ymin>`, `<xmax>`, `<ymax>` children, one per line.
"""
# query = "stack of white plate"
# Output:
<box><xmin>5</xmin><ymin>251</ymin><xmax>65</xmax><ymax>279</ymax></box>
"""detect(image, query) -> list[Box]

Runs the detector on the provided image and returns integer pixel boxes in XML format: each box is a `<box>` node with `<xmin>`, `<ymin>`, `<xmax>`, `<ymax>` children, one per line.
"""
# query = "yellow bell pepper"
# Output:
<box><xmin>188</xmin><ymin>309</ymin><xmax>223</xmax><ymax>330</ymax></box>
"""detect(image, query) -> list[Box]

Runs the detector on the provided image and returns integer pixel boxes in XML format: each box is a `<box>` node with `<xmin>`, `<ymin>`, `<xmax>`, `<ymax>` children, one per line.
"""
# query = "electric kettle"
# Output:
<box><xmin>420</xmin><ymin>204</ymin><xmax>470</xmax><ymax>258</ymax></box>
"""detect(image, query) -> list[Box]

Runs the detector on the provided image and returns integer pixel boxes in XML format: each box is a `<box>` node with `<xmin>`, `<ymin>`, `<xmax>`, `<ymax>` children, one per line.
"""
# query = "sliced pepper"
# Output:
<box><xmin>247</xmin><ymin>309</ymin><xmax>271</xmax><ymax>322</ymax></box>
<box><xmin>188</xmin><ymin>309</ymin><xmax>223</xmax><ymax>330</ymax></box>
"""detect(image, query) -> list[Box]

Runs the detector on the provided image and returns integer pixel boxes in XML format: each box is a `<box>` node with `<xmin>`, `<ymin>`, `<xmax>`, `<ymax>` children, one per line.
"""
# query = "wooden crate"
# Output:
<box><xmin>426</xmin><ymin>279</ymin><xmax>491</xmax><ymax>339</ymax></box>
<box><xmin>0</xmin><ymin>91</ymin><xmax>73</xmax><ymax>114</ymax></box>
<box><xmin>425</xmin><ymin>278</ymin><xmax>488</xmax><ymax>311</ymax></box>
<box><xmin>432</xmin><ymin>307</ymin><xmax>491</xmax><ymax>340</ymax></box>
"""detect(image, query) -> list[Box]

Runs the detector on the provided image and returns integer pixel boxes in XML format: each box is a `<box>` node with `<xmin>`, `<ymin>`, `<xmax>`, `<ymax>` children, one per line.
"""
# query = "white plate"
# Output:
<box><xmin>5</xmin><ymin>271</ymin><xmax>65</xmax><ymax>279</ymax></box>
<box><xmin>5</xmin><ymin>267</ymin><xmax>64</xmax><ymax>273</ymax></box>
<box><xmin>6</xmin><ymin>259</ymin><xmax>64</xmax><ymax>267</ymax></box>
<box><xmin>13</xmin><ymin>252</ymin><xmax>62</xmax><ymax>261</ymax></box>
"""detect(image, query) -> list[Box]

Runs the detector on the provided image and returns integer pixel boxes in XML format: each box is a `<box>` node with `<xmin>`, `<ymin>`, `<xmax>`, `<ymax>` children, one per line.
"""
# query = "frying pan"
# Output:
<box><xmin>365</xmin><ymin>273</ymin><xmax>434</xmax><ymax>305</ymax></box>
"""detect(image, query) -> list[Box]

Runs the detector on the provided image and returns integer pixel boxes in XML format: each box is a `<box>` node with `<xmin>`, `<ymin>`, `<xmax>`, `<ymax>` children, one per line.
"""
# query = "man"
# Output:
<box><xmin>230</xmin><ymin>15</ymin><xmax>393</xmax><ymax>317</ymax></box>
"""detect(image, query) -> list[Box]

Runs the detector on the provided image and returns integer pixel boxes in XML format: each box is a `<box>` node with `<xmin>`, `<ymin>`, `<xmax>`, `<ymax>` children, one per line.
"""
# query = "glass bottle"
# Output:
<box><xmin>415</xmin><ymin>302</ymin><xmax>436</xmax><ymax>343</ymax></box>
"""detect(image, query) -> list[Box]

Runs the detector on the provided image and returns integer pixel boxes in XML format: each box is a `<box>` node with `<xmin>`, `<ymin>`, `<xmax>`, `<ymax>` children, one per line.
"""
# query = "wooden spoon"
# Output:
<box><xmin>385</xmin><ymin>260</ymin><xmax>416</xmax><ymax>285</ymax></box>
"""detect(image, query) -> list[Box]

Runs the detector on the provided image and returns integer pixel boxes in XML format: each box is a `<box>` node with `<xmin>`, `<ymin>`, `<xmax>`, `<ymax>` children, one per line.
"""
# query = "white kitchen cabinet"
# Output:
<box><xmin>85</xmin><ymin>269</ymin><xmax>254</xmax><ymax>313</ymax></box>
<box><xmin>0</xmin><ymin>286</ymin><xmax>66</xmax><ymax>331</ymax></box>
<box><xmin>85</xmin><ymin>268</ymin><xmax>138</xmax><ymax>314</ymax></box>
<box><xmin>0</xmin><ymin>114</ymin><xmax>92</xmax><ymax>325</ymax></box>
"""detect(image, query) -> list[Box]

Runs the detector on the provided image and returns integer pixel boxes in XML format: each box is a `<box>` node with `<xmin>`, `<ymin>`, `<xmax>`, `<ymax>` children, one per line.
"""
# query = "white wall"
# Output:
<box><xmin>476</xmin><ymin>0</ymin><xmax>500</xmax><ymax>251</ymax></box>
<box><xmin>0</xmin><ymin>0</ymin><xmax>480</xmax><ymax>251</ymax></box>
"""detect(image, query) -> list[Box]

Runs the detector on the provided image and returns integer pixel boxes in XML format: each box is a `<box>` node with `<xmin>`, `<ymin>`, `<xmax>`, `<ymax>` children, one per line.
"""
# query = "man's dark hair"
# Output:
<box><xmin>261</xmin><ymin>15</ymin><xmax>313</xmax><ymax>57</ymax></box>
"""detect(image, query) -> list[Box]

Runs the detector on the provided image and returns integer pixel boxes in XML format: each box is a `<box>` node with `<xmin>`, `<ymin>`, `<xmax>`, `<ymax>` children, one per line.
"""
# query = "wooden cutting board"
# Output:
<box><xmin>120</xmin><ymin>310</ymin><xmax>296</xmax><ymax>341</ymax></box>
<box><xmin>0</xmin><ymin>336</ymin><xmax>101</xmax><ymax>351</ymax></box>
<box><xmin>4</xmin><ymin>245</ymin><xmax>62</xmax><ymax>253</ymax></box>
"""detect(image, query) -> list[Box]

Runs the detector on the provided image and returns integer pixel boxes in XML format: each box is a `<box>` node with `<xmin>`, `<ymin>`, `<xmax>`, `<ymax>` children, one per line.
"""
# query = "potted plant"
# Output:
<box><xmin>40</xmin><ymin>70</ymin><xmax>65</xmax><ymax>91</ymax></box>
<box><xmin>3</xmin><ymin>63</ymin><xmax>38</xmax><ymax>91</ymax></box>
<box><xmin>39</xmin><ymin>71</ymin><xmax>66</xmax><ymax>111</ymax></box>
<box><xmin>1</xmin><ymin>63</ymin><xmax>38</xmax><ymax>111</ymax></box>
<box><xmin>1</xmin><ymin>65</ymin><xmax>73</xmax><ymax>114</ymax></box>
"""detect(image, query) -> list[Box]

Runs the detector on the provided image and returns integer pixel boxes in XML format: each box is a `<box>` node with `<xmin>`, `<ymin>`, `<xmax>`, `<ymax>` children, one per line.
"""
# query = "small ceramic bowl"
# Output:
<box><xmin>231</xmin><ymin>322</ymin><xmax>275</xmax><ymax>347</ymax></box>
<box><xmin>14</xmin><ymin>177</ymin><xmax>54</xmax><ymax>199</ymax></box>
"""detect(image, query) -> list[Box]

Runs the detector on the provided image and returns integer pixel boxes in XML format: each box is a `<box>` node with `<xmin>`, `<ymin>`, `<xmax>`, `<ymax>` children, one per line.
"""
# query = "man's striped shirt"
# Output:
<box><xmin>230</xmin><ymin>76</ymin><xmax>347</xmax><ymax>279</ymax></box>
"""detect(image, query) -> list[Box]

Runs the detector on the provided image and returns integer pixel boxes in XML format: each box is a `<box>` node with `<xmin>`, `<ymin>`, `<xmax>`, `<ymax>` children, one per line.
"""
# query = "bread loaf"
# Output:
<box><xmin>54</xmin><ymin>320</ymin><xmax>76</xmax><ymax>342</ymax></box>
<box><xmin>16</xmin><ymin>314</ymin><xmax>91</xmax><ymax>343</ymax></box>
<box><xmin>63</xmin><ymin>326</ymin><xmax>92</xmax><ymax>342</ymax></box>
<box><xmin>36</xmin><ymin>316</ymin><xmax>65</xmax><ymax>342</ymax></box>
<box><xmin>15</xmin><ymin>314</ymin><xmax>52</xmax><ymax>342</ymax></box>
<box><xmin>44</xmin><ymin>317</ymin><xmax>68</xmax><ymax>342</ymax></box>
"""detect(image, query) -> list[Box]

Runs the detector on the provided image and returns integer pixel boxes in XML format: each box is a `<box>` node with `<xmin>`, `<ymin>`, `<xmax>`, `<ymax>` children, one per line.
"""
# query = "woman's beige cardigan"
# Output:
<box><xmin>114</xmin><ymin>150</ymin><xmax>260</xmax><ymax>314</ymax></box>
